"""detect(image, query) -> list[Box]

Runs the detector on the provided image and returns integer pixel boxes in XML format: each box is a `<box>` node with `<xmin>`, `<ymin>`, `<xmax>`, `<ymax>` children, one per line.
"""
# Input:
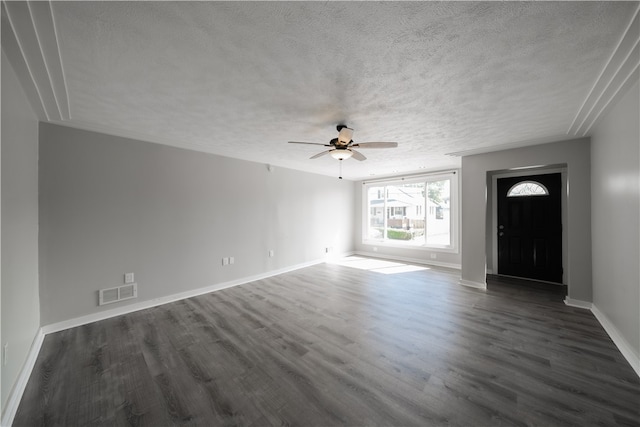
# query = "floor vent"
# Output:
<box><xmin>99</xmin><ymin>283</ymin><xmax>137</xmax><ymax>306</ymax></box>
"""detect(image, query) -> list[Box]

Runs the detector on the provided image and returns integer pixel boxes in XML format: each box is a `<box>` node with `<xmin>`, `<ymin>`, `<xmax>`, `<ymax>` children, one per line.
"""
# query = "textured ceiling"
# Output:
<box><xmin>3</xmin><ymin>1</ymin><xmax>639</xmax><ymax>180</ymax></box>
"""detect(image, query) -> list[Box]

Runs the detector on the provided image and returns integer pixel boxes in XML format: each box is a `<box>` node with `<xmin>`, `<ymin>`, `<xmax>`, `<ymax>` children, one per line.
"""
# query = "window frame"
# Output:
<box><xmin>362</xmin><ymin>171</ymin><xmax>459</xmax><ymax>253</ymax></box>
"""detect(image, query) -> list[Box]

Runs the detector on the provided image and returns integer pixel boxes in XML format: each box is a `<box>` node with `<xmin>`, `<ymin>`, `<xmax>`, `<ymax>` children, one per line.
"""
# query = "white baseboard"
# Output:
<box><xmin>591</xmin><ymin>304</ymin><xmax>640</xmax><ymax>378</ymax></box>
<box><xmin>354</xmin><ymin>251</ymin><xmax>461</xmax><ymax>270</ymax></box>
<box><xmin>9</xmin><ymin>252</ymin><xmax>637</xmax><ymax>426</ymax></box>
<box><xmin>564</xmin><ymin>297</ymin><xmax>593</xmax><ymax>309</ymax></box>
<box><xmin>5</xmin><ymin>255</ymin><xmax>355</xmax><ymax>426</ymax></box>
<box><xmin>43</xmin><ymin>256</ymin><xmax>340</xmax><ymax>335</ymax></box>
<box><xmin>564</xmin><ymin>298</ymin><xmax>639</xmax><ymax>378</ymax></box>
<box><xmin>459</xmin><ymin>279</ymin><xmax>487</xmax><ymax>290</ymax></box>
<box><xmin>1</xmin><ymin>328</ymin><xmax>44</xmax><ymax>427</ymax></box>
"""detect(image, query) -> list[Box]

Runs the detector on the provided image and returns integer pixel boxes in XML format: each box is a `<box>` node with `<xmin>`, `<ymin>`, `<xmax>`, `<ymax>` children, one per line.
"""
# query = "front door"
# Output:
<box><xmin>497</xmin><ymin>173</ymin><xmax>562</xmax><ymax>283</ymax></box>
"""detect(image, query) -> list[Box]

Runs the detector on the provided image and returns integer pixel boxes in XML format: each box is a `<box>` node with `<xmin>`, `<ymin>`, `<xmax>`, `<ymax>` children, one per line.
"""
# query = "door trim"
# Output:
<box><xmin>489</xmin><ymin>167</ymin><xmax>567</xmax><ymax>284</ymax></box>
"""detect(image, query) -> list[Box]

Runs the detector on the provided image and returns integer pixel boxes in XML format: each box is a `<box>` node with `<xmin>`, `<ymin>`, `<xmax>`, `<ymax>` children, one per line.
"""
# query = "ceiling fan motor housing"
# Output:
<box><xmin>331</xmin><ymin>138</ymin><xmax>349</xmax><ymax>146</ymax></box>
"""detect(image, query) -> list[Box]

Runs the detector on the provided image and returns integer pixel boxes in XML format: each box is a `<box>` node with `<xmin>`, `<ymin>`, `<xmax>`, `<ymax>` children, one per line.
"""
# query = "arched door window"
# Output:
<box><xmin>507</xmin><ymin>181</ymin><xmax>549</xmax><ymax>197</ymax></box>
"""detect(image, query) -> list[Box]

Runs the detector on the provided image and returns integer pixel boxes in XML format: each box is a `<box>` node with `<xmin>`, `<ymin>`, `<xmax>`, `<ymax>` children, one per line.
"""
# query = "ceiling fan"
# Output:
<box><xmin>288</xmin><ymin>125</ymin><xmax>398</xmax><ymax>162</ymax></box>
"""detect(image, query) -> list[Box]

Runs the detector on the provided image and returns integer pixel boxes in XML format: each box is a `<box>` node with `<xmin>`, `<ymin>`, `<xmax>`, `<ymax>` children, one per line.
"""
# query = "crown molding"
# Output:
<box><xmin>28</xmin><ymin>0</ymin><xmax>70</xmax><ymax>120</ymax></box>
<box><xmin>1</xmin><ymin>2</ymin><xmax>47</xmax><ymax>119</ymax></box>
<box><xmin>1</xmin><ymin>0</ymin><xmax>69</xmax><ymax>121</ymax></box>
<box><xmin>568</xmin><ymin>4</ymin><xmax>640</xmax><ymax>137</ymax></box>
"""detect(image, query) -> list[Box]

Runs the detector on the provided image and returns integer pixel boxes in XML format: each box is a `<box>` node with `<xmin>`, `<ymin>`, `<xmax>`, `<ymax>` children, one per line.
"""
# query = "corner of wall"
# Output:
<box><xmin>1</xmin><ymin>36</ymin><xmax>42</xmax><ymax>421</ymax></box>
<box><xmin>591</xmin><ymin>304</ymin><xmax>640</xmax><ymax>378</ymax></box>
<box><xmin>0</xmin><ymin>329</ymin><xmax>44</xmax><ymax>427</ymax></box>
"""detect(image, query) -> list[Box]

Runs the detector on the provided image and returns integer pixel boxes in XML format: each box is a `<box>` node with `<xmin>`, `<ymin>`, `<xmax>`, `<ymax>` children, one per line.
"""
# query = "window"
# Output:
<box><xmin>393</xmin><ymin>207</ymin><xmax>406</xmax><ymax>216</ymax></box>
<box><xmin>364</xmin><ymin>172</ymin><xmax>458</xmax><ymax>250</ymax></box>
<box><xmin>507</xmin><ymin>181</ymin><xmax>549</xmax><ymax>197</ymax></box>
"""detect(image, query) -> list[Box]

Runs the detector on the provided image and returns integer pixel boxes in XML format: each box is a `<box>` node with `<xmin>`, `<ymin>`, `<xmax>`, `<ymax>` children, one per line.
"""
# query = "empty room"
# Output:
<box><xmin>2</xmin><ymin>2</ymin><xmax>639</xmax><ymax>426</ymax></box>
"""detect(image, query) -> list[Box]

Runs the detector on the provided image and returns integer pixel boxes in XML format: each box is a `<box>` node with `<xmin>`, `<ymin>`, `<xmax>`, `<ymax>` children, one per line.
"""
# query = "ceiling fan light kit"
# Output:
<box><xmin>330</xmin><ymin>149</ymin><xmax>353</xmax><ymax>160</ymax></box>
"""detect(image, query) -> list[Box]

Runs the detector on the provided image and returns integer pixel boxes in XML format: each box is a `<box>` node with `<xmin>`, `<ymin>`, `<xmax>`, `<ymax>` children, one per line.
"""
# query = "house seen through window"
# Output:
<box><xmin>364</xmin><ymin>172</ymin><xmax>457</xmax><ymax>249</ymax></box>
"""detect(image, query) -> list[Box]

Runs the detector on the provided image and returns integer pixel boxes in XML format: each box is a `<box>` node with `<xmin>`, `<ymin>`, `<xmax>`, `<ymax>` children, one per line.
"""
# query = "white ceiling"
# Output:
<box><xmin>3</xmin><ymin>1</ymin><xmax>639</xmax><ymax>180</ymax></box>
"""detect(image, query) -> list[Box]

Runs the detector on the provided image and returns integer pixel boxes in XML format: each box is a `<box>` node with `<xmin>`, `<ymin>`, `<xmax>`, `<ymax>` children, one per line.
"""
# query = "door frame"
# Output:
<box><xmin>489</xmin><ymin>166</ymin><xmax>567</xmax><ymax>284</ymax></box>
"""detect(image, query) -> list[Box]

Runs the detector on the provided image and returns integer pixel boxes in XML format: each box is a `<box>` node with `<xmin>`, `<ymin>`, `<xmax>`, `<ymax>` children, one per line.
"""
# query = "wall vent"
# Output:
<box><xmin>99</xmin><ymin>283</ymin><xmax>137</xmax><ymax>306</ymax></box>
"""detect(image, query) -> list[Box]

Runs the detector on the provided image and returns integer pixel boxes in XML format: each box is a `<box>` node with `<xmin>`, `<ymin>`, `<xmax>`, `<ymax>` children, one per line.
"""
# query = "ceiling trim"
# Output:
<box><xmin>568</xmin><ymin>4</ymin><xmax>640</xmax><ymax>137</ymax></box>
<box><xmin>2</xmin><ymin>0</ymin><xmax>69</xmax><ymax>121</ymax></box>
<box><xmin>1</xmin><ymin>2</ymin><xmax>47</xmax><ymax>119</ymax></box>
<box><xmin>28</xmin><ymin>0</ymin><xmax>70</xmax><ymax>120</ymax></box>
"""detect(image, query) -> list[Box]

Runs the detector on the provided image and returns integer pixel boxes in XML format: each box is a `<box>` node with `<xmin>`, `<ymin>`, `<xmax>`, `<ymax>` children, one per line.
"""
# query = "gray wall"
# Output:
<box><xmin>590</xmin><ymin>78</ymin><xmax>639</xmax><ymax>357</ymax></box>
<box><xmin>1</xmin><ymin>51</ymin><xmax>41</xmax><ymax>413</ymax></box>
<box><xmin>353</xmin><ymin>179</ymin><xmax>462</xmax><ymax>268</ymax></box>
<box><xmin>39</xmin><ymin>123</ymin><xmax>355</xmax><ymax>325</ymax></box>
<box><xmin>460</xmin><ymin>138</ymin><xmax>592</xmax><ymax>301</ymax></box>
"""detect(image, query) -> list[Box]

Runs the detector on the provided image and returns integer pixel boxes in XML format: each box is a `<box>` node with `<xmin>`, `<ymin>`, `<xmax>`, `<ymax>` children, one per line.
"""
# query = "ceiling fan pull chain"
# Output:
<box><xmin>339</xmin><ymin>159</ymin><xmax>343</xmax><ymax>179</ymax></box>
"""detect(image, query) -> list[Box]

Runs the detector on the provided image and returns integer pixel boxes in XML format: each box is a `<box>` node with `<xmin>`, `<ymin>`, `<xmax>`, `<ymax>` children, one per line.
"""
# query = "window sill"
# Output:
<box><xmin>361</xmin><ymin>239</ymin><xmax>459</xmax><ymax>254</ymax></box>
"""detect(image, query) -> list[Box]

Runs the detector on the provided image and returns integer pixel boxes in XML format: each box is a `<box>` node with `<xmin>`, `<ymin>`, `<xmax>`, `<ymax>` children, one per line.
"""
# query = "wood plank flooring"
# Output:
<box><xmin>13</xmin><ymin>257</ymin><xmax>640</xmax><ymax>426</ymax></box>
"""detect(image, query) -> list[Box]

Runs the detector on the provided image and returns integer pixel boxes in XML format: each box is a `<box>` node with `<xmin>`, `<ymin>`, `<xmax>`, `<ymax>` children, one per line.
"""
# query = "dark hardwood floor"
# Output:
<box><xmin>13</xmin><ymin>257</ymin><xmax>640</xmax><ymax>426</ymax></box>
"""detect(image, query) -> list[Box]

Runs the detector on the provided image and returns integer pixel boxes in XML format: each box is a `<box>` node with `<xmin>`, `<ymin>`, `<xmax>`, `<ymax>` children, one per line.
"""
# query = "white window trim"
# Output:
<box><xmin>362</xmin><ymin>171</ymin><xmax>459</xmax><ymax>253</ymax></box>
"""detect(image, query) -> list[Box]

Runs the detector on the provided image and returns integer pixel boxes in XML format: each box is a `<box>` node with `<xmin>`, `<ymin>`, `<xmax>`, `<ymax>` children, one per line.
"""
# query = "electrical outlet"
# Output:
<box><xmin>269</xmin><ymin>250</ymin><xmax>274</xmax><ymax>257</ymax></box>
<box><xmin>124</xmin><ymin>272</ymin><xmax>135</xmax><ymax>284</ymax></box>
<box><xmin>222</xmin><ymin>257</ymin><xmax>229</xmax><ymax>266</ymax></box>
<box><xmin>229</xmin><ymin>257</ymin><xmax>235</xmax><ymax>265</ymax></box>
<box><xmin>3</xmin><ymin>343</ymin><xmax>8</xmax><ymax>366</ymax></box>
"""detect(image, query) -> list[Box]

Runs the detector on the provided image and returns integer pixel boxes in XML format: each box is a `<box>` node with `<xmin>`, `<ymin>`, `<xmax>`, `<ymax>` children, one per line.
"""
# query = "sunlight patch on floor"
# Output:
<box><xmin>330</xmin><ymin>256</ymin><xmax>429</xmax><ymax>275</ymax></box>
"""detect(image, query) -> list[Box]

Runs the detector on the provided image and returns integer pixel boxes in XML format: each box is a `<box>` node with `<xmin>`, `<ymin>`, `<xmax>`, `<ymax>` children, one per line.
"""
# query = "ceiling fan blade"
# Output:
<box><xmin>351</xmin><ymin>141</ymin><xmax>398</xmax><ymax>148</ymax></box>
<box><xmin>351</xmin><ymin>149</ymin><xmax>367</xmax><ymax>161</ymax></box>
<box><xmin>337</xmin><ymin>127</ymin><xmax>354</xmax><ymax>144</ymax></box>
<box><xmin>289</xmin><ymin>141</ymin><xmax>332</xmax><ymax>146</ymax></box>
<box><xmin>310</xmin><ymin>150</ymin><xmax>333</xmax><ymax>159</ymax></box>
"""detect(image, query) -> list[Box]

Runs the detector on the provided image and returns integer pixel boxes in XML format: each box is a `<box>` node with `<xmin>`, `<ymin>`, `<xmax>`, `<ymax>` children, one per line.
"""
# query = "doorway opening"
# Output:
<box><xmin>489</xmin><ymin>169</ymin><xmax>566</xmax><ymax>287</ymax></box>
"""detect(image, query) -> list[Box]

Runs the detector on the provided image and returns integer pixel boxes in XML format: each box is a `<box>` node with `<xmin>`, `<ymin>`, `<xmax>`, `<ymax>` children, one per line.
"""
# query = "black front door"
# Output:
<box><xmin>497</xmin><ymin>173</ymin><xmax>562</xmax><ymax>283</ymax></box>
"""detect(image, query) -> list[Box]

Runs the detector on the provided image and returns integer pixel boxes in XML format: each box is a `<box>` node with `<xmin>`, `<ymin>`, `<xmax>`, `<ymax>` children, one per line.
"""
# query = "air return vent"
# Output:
<box><xmin>99</xmin><ymin>283</ymin><xmax>137</xmax><ymax>306</ymax></box>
